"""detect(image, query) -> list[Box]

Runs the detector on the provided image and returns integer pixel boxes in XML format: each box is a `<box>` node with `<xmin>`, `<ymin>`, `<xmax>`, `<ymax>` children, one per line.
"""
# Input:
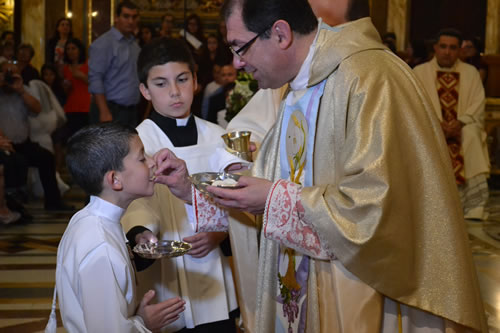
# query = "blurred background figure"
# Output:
<box><xmin>88</xmin><ymin>0</ymin><xmax>140</xmax><ymax>126</ymax></box>
<box><xmin>0</xmin><ymin>41</ymin><xmax>15</xmax><ymax>63</ymax></box>
<box><xmin>158</xmin><ymin>13</ymin><xmax>177</xmax><ymax>38</ymax></box>
<box><xmin>217</xmin><ymin>20</ymin><xmax>229</xmax><ymax>47</ymax></box>
<box><xmin>197</xmin><ymin>33</ymin><xmax>232</xmax><ymax>88</ymax></box>
<box><xmin>382</xmin><ymin>32</ymin><xmax>397</xmax><ymax>53</ymax></box>
<box><xmin>184</xmin><ymin>13</ymin><xmax>207</xmax><ymax>57</ymax></box>
<box><xmin>45</xmin><ymin>18</ymin><xmax>72</xmax><ymax>67</ymax></box>
<box><xmin>59</xmin><ymin>38</ymin><xmax>90</xmax><ymax>166</ymax></box>
<box><xmin>460</xmin><ymin>36</ymin><xmax>487</xmax><ymax>84</ymax></box>
<box><xmin>206</xmin><ymin>63</ymin><xmax>237</xmax><ymax>127</ymax></box>
<box><xmin>0</xmin><ymin>31</ymin><xmax>15</xmax><ymax>45</ymax></box>
<box><xmin>17</xmin><ymin>43</ymin><xmax>39</xmax><ymax>84</ymax></box>
<box><xmin>402</xmin><ymin>39</ymin><xmax>431</xmax><ymax>68</ymax></box>
<box><xmin>138</xmin><ymin>24</ymin><xmax>154</xmax><ymax>48</ymax></box>
<box><xmin>41</xmin><ymin>63</ymin><xmax>66</xmax><ymax>107</ymax></box>
<box><xmin>0</xmin><ymin>60</ymin><xmax>71</xmax><ymax>211</ymax></box>
<box><xmin>0</xmin><ymin>141</ymin><xmax>22</xmax><ymax>225</ymax></box>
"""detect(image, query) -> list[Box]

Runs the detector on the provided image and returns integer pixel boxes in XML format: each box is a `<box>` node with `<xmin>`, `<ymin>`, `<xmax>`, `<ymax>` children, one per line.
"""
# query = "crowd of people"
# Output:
<box><xmin>0</xmin><ymin>1</ymin><xmax>239</xmax><ymax>226</ymax></box>
<box><xmin>0</xmin><ymin>0</ymin><xmax>493</xmax><ymax>332</ymax></box>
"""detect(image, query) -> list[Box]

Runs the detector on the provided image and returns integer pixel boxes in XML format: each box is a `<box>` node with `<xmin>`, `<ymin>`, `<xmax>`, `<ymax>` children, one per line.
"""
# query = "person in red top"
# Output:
<box><xmin>63</xmin><ymin>37</ymin><xmax>90</xmax><ymax>135</ymax></box>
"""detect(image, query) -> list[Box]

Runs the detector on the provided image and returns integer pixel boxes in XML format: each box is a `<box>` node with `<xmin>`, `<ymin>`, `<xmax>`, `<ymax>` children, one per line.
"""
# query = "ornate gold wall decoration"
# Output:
<box><xmin>0</xmin><ymin>0</ymin><xmax>14</xmax><ymax>25</ymax></box>
<box><xmin>136</xmin><ymin>0</ymin><xmax>223</xmax><ymax>14</ymax></box>
<box><xmin>137</xmin><ymin>0</ymin><xmax>223</xmax><ymax>34</ymax></box>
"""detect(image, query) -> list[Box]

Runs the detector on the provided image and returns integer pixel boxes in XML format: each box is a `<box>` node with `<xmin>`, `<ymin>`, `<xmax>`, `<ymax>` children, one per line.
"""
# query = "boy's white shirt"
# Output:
<box><xmin>46</xmin><ymin>196</ymin><xmax>150</xmax><ymax>333</ymax></box>
<box><xmin>123</xmin><ymin>116</ymin><xmax>245</xmax><ymax>331</ymax></box>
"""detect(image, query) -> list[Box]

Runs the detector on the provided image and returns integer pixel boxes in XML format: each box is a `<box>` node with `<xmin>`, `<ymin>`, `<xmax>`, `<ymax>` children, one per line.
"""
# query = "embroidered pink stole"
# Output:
<box><xmin>437</xmin><ymin>71</ymin><xmax>465</xmax><ymax>185</ymax></box>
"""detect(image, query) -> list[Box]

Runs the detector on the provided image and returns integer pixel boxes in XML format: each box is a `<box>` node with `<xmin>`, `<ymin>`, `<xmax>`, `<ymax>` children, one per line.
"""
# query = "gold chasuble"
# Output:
<box><xmin>437</xmin><ymin>71</ymin><xmax>466</xmax><ymax>184</ymax></box>
<box><xmin>241</xmin><ymin>18</ymin><xmax>488</xmax><ymax>333</ymax></box>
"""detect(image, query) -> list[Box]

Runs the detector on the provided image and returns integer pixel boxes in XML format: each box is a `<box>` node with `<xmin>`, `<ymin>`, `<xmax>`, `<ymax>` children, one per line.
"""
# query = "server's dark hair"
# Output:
<box><xmin>137</xmin><ymin>37</ymin><xmax>195</xmax><ymax>85</ymax></box>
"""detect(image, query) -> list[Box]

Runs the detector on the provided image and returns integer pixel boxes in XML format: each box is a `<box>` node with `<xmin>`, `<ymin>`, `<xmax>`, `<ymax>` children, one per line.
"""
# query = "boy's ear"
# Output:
<box><xmin>139</xmin><ymin>83</ymin><xmax>151</xmax><ymax>101</ymax></box>
<box><xmin>105</xmin><ymin>170</ymin><xmax>123</xmax><ymax>191</ymax></box>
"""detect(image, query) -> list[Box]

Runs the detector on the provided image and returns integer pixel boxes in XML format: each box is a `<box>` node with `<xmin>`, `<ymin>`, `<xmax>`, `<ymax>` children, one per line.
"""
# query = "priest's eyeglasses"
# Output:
<box><xmin>229</xmin><ymin>28</ymin><xmax>269</xmax><ymax>60</ymax></box>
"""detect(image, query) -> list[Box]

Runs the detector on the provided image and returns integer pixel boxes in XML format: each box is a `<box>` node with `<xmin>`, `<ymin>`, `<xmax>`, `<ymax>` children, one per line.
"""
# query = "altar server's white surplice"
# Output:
<box><xmin>49</xmin><ymin>196</ymin><xmax>149</xmax><ymax>333</ymax></box>
<box><xmin>121</xmin><ymin>116</ymin><xmax>242</xmax><ymax>332</ymax></box>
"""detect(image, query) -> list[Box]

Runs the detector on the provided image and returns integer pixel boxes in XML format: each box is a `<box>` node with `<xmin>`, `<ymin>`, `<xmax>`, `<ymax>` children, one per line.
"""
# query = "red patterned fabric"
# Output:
<box><xmin>264</xmin><ymin>180</ymin><xmax>331</xmax><ymax>259</ymax></box>
<box><xmin>192</xmin><ymin>185</ymin><xmax>229</xmax><ymax>232</ymax></box>
<box><xmin>437</xmin><ymin>71</ymin><xmax>465</xmax><ymax>185</ymax></box>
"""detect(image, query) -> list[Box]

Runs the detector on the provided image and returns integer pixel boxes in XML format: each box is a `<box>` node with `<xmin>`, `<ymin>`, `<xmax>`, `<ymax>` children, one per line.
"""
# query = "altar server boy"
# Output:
<box><xmin>121</xmin><ymin>38</ymin><xmax>247</xmax><ymax>332</ymax></box>
<box><xmin>46</xmin><ymin>123</ymin><xmax>185</xmax><ymax>333</ymax></box>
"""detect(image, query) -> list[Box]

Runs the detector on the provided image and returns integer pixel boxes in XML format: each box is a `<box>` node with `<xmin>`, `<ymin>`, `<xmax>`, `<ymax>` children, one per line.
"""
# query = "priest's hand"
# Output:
<box><xmin>207</xmin><ymin>176</ymin><xmax>273</xmax><ymax>215</ymax></box>
<box><xmin>183</xmin><ymin>232</ymin><xmax>228</xmax><ymax>258</ymax></box>
<box><xmin>153</xmin><ymin>148</ymin><xmax>192</xmax><ymax>203</ymax></box>
<box><xmin>441</xmin><ymin>119</ymin><xmax>462</xmax><ymax>138</ymax></box>
<box><xmin>137</xmin><ymin>290</ymin><xmax>185</xmax><ymax>331</ymax></box>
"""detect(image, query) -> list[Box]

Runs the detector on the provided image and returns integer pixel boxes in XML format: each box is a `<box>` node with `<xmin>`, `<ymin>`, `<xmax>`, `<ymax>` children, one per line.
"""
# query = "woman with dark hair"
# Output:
<box><xmin>158</xmin><ymin>13</ymin><xmax>177</xmax><ymax>38</ymax></box>
<box><xmin>41</xmin><ymin>63</ymin><xmax>67</xmax><ymax>107</ymax></box>
<box><xmin>197</xmin><ymin>34</ymin><xmax>232</xmax><ymax>88</ymax></box>
<box><xmin>183</xmin><ymin>13</ymin><xmax>207</xmax><ymax>58</ymax></box>
<box><xmin>138</xmin><ymin>25</ymin><xmax>154</xmax><ymax>48</ymax></box>
<box><xmin>186</xmin><ymin>13</ymin><xmax>206</xmax><ymax>44</ymax></box>
<box><xmin>62</xmin><ymin>38</ymin><xmax>90</xmax><ymax>135</ymax></box>
<box><xmin>45</xmin><ymin>18</ymin><xmax>73</xmax><ymax>65</ymax></box>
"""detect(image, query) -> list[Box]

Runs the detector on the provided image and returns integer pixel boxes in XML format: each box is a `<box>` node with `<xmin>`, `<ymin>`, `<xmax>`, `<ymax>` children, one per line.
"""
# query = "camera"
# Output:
<box><xmin>4</xmin><ymin>69</ymin><xmax>15</xmax><ymax>85</ymax></box>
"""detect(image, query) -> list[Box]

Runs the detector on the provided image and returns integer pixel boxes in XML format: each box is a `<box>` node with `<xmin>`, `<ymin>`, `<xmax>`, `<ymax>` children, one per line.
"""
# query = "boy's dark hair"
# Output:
<box><xmin>435</xmin><ymin>28</ymin><xmax>463</xmax><ymax>45</ymax></box>
<box><xmin>116</xmin><ymin>0</ymin><xmax>138</xmax><ymax>17</ymax></box>
<box><xmin>66</xmin><ymin>123</ymin><xmax>138</xmax><ymax>196</ymax></box>
<box><xmin>137</xmin><ymin>37</ymin><xmax>195</xmax><ymax>85</ymax></box>
<box><xmin>222</xmin><ymin>0</ymin><xmax>317</xmax><ymax>38</ymax></box>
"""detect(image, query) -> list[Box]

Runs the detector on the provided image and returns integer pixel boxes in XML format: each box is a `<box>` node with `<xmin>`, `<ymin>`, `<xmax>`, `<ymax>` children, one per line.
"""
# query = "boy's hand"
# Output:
<box><xmin>183</xmin><ymin>232</ymin><xmax>228</xmax><ymax>258</ymax></box>
<box><xmin>135</xmin><ymin>230</ymin><xmax>158</xmax><ymax>245</ymax></box>
<box><xmin>137</xmin><ymin>290</ymin><xmax>185</xmax><ymax>331</ymax></box>
<box><xmin>153</xmin><ymin>148</ymin><xmax>192</xmax><ymax>203</ymax></box>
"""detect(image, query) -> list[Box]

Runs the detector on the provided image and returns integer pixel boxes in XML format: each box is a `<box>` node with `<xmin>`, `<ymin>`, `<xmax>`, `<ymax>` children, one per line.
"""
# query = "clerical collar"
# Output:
<box><xmin>149</xmin><ymin>110</ymin><xmax>198</xmax><ymax>147</ymax></box>
<box><xmin>431</xmin><ymin>57</ymin><xmax>460</xmax><ymax>72</ymax></box>
<box><xmin>290</xmin><ymin>19</ymin><xmax>322</xmax><ymax>91</ymax></box>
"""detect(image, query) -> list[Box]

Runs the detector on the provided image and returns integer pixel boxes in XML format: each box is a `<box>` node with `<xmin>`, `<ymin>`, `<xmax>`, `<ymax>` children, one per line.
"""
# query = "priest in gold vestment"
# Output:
<box><xmin>153</xmin><ymin>0</ymin><xmax>488</xmax><ymax>332</ymax></box>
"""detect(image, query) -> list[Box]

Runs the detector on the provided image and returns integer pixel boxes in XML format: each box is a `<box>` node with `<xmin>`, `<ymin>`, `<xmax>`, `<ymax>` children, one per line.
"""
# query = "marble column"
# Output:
<box><xmin>386</xmin><ymin>0</ymin><xmax>410</xmax><ymax>52</ymax></box>
<box><xmin>486</xmin><ymin>0</ymin><xmax>500</xmax><ymax>54</ymax></box>
<box><xmin>21</xmin><ymin>0</ymin><xmax>45</xmax><ymax>70</ymax></box>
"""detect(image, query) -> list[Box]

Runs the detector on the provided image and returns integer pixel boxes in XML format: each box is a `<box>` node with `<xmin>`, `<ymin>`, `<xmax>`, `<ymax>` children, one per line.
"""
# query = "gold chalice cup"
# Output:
<box><xmin>221</xmin><ymin>131</ymin><xmax>252</xmax><ymax>161</ymax></box>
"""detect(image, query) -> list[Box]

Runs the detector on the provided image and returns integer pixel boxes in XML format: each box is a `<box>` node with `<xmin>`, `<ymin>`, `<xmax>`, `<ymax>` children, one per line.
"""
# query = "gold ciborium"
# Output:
<box><xmin>221</xmin><ymin>131</ymin><xmax>252</xmax><ymax>161</ymax></box>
